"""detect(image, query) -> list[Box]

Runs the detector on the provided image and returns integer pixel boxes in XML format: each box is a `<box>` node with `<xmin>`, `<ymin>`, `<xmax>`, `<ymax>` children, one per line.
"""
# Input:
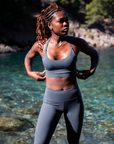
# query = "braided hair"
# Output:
<box><xmin>36</xmin><ymin>3</ymin><xmax>63</xmax><ymax>44</ymax></box>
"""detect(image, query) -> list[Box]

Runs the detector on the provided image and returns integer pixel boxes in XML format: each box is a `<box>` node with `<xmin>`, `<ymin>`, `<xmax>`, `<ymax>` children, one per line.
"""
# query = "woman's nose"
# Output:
<box><xmin>63</xmin><ymin>21</ymin><xmax>69</xmax><ymax>26</ymax></box>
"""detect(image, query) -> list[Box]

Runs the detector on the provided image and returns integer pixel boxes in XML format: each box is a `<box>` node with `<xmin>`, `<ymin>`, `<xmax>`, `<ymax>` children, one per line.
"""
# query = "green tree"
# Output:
<box><xmin>57</xmin><ymin>0</ymin><xmax>82</xmax><ymax>13</ymax></box>
<box><xmin>85</xmin><ymin>0</ymin><xmax>114</xmax><ymax>25</ymax></box>
<box><xmin>85</xmin><ymin>0</ymin><xmax>107</xmax><ymax>24</ymax></box>
<box><xmin>104</xmin><ymin>0</ymin><xmax>114</xmax><ymax>16</ymax></box>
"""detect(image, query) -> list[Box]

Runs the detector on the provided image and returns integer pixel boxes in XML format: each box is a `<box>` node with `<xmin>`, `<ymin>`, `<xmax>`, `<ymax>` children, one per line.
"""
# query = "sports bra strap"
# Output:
<box><xmin>69</xmin><ymin>43</ymin><xmax>72</xmax><ymax>50</ymax></box>
<box><xmin>44</xmin><ymin>37</ymin><xmax>75</xmax><ymax>54</ymax></box>
<box><xmin>44</xmin><ymin>36</ymin><xmax>71</xmax><ymax>51</ymax></box>
<box><xmin>44</xmin><ymin>38</ymin><xmax>50</xmax><ymax>52</ymax></box>
<box><xmin>42</xmin><ymin>36</ymin><xmax>77</xmax><ymax>78</ymax></box>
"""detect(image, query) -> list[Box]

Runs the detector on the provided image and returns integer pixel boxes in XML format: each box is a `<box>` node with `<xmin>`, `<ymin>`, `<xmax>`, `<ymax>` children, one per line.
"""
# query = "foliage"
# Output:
<box><xmin>57</xmin><ymin>0</ymin><xmax>82</xmax><ymax>13</ymax></box>
<box><xmin>0</xmin><ymin>0</ymin><xmax>26</xmax><ymax>23</ymax></box>
<box><xmin>68</xmin><ymin>28</ymin><xmax>73</xmax><ymax>34</ymax></box>
<box><xmin>103</xmin><ymin>0</ymin><xmax>114</xmax><ymax>16</ymax></box>
<box><xmin>85</xmin><ymin>32</ymin><xmax>93</xmax><ymax>38</ymax></box>
<box><xmin>1</xmin><ymin>0</ymin><xmax>114</xmax><ymax>26</ymax></box>
<box><xmin>85</xmin><ymin>0</ymin><xmax>114</xmax><ymax>24</ymax></box>
<box><xmin>85</xmin><ymin>0</ymin><xmax>107</xmax><ymax>24</ymax></box>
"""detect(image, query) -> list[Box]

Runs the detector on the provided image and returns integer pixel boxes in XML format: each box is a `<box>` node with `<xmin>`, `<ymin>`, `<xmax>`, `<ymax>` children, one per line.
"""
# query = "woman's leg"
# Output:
<box><xmin>64</xmin><ymin>89</ymin><xmax>84</xmax><ymax>144</ymax></box>
<box><xmin>34</xmin><ymin>102</ymin><xmax>62</xmax><ymax>144</ymax></box>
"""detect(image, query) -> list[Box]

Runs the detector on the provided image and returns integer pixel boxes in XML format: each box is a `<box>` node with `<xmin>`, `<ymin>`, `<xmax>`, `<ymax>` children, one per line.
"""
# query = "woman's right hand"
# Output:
<box><xmin>28</xmin><ymin>70</ymin><xmax>46</xmax><ymax>81</ymax></box>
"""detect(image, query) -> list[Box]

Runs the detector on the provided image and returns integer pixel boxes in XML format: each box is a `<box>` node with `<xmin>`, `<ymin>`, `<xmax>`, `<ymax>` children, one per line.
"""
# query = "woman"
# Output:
<box><xmin>24</xmin><ymin>3</ymin><xmax>99</xmax><ymax>144</ymax></box>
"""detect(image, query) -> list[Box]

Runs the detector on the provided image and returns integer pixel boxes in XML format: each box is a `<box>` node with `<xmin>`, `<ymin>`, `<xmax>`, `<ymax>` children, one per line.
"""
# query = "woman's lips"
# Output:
<box><xmin>62</xmin><ymin>28</ymin><xmax>69</xmax><ymax>32</ymax></box>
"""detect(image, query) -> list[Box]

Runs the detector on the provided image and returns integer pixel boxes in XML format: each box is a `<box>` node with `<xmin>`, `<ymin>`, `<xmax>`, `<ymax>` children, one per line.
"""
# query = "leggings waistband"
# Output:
<box><xmin>44</xmin><ymin>86</ymin><xmax>81</xmax><ymax>102</ymax></box>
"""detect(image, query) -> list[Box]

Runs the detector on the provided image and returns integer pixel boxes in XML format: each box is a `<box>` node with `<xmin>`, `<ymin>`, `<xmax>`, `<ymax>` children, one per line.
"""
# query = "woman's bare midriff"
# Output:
<box><xmin>46</xmin><ymin>76</ymin><xmax>77</xmax><ymax>91</ymax></box>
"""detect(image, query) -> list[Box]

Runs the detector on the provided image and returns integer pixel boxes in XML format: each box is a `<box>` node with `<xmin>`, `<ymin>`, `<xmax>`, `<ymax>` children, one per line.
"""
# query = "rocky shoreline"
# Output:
<box><xmin>69</xmin><ymin>20</ymin><xmax>114</xmax><ymax>48</ymax></box>
<box><xmin>0</xmin><ymin>20</ymin><xmax>114</xmax><ymax>54</ymax></box>
<box><xmin>0</xmin><ymin>44</ymin><xmax>30</xmax><ymax>53</ymax></box>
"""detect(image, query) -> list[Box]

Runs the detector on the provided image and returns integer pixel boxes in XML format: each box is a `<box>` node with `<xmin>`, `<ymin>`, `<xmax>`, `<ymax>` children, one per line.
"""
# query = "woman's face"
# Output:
<box><xmin>50</xmin><ymin>10</ymin><xmax>69</xmax><ymax>36</ymax></box>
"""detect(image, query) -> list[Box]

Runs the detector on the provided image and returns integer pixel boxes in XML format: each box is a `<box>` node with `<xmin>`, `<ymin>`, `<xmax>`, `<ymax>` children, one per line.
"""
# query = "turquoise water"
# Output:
<box><xmin>0</xmin><ymin>47</ymin><xmax>114</xmax><ymax>144</ymax></box>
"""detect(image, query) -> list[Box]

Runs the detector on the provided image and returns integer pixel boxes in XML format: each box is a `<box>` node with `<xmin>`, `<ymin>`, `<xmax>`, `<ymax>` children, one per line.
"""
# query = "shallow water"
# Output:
<box><xmin>0</xmin><ymin>47</ymin><xmax>114</xmax><ymax>144</ymax></box>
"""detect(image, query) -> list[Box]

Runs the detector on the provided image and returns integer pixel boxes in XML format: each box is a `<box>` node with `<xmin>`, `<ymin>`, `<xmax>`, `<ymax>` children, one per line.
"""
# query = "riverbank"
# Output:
<box><xmin>69</xmin><ymin>20</ymin><xmax>114</xmax><ymax>48</ymax></box>
<box><xmin>0</xmin><ymin>4</ymin><xmax>114</xmax><ymax>53</ymax></box>
<box><xmin>1</xmin><ymin>19</ymin><xmax>114</xmax><ymax>54</ymax></box>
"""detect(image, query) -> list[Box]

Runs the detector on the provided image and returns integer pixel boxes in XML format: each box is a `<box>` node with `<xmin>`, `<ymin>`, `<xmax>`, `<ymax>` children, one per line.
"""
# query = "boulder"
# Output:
<box><xmin>0</xmin><ymin>44</ymin><xmax>30</xmax><ymax>53</ymax></box>
<box><xmin>0</xmin><ymin>116</ymin><xmax>34</xmax><ymax>131</ymax></box>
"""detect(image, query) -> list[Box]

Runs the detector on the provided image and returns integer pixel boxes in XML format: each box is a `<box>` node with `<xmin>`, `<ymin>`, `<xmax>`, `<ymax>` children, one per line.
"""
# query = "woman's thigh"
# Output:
<box><xmin>34</xmin><ymin>102</ymin><xmax>62</xmax><ymax>144</ymax></box>
<box><xmin>64</xmin><ymin>95</ymin><xmax>84</xmax><ymax>144</ymax></box>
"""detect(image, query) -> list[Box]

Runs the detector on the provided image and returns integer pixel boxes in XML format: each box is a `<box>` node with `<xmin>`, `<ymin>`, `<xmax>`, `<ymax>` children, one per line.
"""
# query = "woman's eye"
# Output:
<box><xmin>59</xmin><ymin>20</ymin><xmax>63</xmax><ymax>23</ymax></box>
<box><xmin>59</xmin><ymin>18</ymin><xmax>68</xmax><ymax>23</ymax></box>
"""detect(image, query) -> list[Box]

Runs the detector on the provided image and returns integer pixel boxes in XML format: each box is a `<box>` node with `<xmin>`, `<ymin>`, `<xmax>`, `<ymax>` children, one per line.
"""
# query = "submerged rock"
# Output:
<box><xmin>0</xmin><ymin>116</ymin><xmax>34</xmax><ymax>131</ymax></box>
<box><xmin>102</xmin><ymin>121</ymin><xmax>114</xmax><ymax>134</ymax></box>
<box><xmin>13</xmin><ymin>140</ymin><xmax>29</xmax><ymax>144</ymax></box>
<box><xmin>17</xmin><ymin>109</ymin><xmax>38</xmax><ymax>115</ymax></box>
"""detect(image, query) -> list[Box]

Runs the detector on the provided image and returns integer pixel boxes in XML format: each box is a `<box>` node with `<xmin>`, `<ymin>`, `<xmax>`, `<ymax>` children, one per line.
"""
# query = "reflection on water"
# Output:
<box><xmin>0</xmin><ymin>47</ymin><xmax>114</xmax><ymax>144</ymax></box>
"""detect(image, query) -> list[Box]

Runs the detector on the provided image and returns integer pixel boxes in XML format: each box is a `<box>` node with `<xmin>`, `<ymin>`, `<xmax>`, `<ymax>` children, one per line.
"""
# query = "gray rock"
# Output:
<box><xmin>69</xmin><ymin>20</ymin><xmax>114</xmax><ymax>48</ymax></box>
<box><xmin>0</xmin><ymin>44</ymin><xmax>30</xmax><ymax>53</ymax></box>
<box><xmin>0</xmin><ymin>116</ymin><xmax>34</xmax><ymax>131</ymax></box>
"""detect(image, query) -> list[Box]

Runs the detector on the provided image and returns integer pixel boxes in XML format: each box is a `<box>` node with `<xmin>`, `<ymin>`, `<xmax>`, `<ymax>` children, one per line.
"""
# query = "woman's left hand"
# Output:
<box><xmin>76</xmin><ymin>68</ymin><xmax>95</xmax><ymax>80</ymax></box>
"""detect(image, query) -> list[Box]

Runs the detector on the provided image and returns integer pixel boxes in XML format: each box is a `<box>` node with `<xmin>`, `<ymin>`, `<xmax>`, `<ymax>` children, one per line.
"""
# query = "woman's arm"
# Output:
<box><xmin>76</xmin><ymin>38</ymin><xmax>99</xmax><ymax>80</ymax></box>
<box><xmin>24</xmin><ymin>42</ymin><xmax>46</xmax><ymax>81</ymax></box>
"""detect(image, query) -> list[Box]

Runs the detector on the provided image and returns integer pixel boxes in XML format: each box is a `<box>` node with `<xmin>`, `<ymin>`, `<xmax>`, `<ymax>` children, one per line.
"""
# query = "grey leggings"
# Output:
<box><xmin>34</xmin><ymin>86</ymin><xmax>84</xmax><ymax>144</ymax></box>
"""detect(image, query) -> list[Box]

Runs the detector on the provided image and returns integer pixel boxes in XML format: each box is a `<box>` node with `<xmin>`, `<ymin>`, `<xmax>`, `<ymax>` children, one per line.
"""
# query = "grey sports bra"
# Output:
<box><xmin>42</xmin><ymin>37</ymin><xmax>77</xmax><ymax>78</ymax></box>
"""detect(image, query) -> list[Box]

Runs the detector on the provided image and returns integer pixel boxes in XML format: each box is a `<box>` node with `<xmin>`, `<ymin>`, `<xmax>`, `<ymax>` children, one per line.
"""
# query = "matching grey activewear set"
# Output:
<box><xmin>34</xmin><ymin>38</ymin><xmax>84</xmax><ymax>144</ymax></box>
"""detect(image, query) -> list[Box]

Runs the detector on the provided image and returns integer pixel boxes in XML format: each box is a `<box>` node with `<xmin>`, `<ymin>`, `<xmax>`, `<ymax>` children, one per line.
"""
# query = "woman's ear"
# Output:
<box><xmin>48</xmin><ymin>22</ymin><xmax>53</xmax><ymax>31</ymax></box>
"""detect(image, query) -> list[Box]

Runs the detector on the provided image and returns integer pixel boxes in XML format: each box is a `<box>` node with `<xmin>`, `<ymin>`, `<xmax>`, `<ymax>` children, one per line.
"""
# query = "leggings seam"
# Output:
<box><xmin>44</xmin><ymin>97</ymin><xmax>78</xmax><ymax>102</ymax></box>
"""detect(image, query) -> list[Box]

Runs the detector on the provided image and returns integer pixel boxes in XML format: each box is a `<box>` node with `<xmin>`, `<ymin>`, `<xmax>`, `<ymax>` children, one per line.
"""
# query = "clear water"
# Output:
<box><xmin>0</xmin><ymin>47</ymin><xmax>114</xmax><ymax>144</ymax></box>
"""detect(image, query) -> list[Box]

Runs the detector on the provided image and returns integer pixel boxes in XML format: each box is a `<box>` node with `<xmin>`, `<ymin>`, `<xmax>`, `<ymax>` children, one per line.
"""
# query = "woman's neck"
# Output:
<box><xmin>50</xmin><ymin>35</ymin><xmax>66</xmax><ymax>44</ymax></box>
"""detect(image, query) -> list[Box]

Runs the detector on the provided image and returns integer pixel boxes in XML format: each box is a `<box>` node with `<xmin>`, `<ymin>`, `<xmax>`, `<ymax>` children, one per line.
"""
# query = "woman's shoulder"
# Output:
<box><xmin>34</xmin><ymin>39</ymin><xmax>48</xmax><ymax>51</ymax></box>
<box><xmin>66</xmin><ymin>35</ymin><xmax>85</xmax><ymax>49</ymax></box>
<box><xmin>66</xmin><ymin>35</ymin><xmax>84</xmax><ymax>42</ymax></box>
<box><xmin>32</xmin><ymin>38</ymin><xmax>49</xmax><ymax>56</ymax></box>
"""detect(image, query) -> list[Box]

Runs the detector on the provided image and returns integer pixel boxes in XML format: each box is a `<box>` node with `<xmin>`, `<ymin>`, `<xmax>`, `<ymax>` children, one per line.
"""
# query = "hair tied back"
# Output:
<box><xmin>36</xmin><ymin>3</ymin><xmax>62</xmax><ymax>42</ymax></box>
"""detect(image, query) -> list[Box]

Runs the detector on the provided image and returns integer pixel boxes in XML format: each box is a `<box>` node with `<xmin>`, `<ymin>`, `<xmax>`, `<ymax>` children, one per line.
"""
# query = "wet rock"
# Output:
<box><xmin>17</xmin><ymin>109</ymin><xmax>38</xmax><ymax>115</ymax></box>
<box><xmin>102</xmin><ymin>121</ymin><xmax>114</xmax><ymax>134</ymax></box>
<box><xmin>13</xmin><ymin>140</ymin><xmax>29</xmax><ymax>144</ymax></box>
<box><xmin>0</xmin><ymin>44</ymin><xmax>30</xmax><ymax>53</ymax></box>
<box><xmin>7</xmin><ymin>105</ymin><xmax>14</xmax><ymax>108</ymax></box>
<box><xmin>10</xmin><ymin>128</ymin><xmax>35</xmax><ymax>144</ymax></box>
<box><xmin>51</xmin><ymin>128</ymin><xmax>67</xmax><ymax>144</ymax></box>
<box><xmin>0</xmin><ymin>116</ymin><xmax>34</xmax><ymax>131</ymax></box>
<box><xmin>0</xmin><ymin>44</ymin><xmax>19</xmax><ymax>53</ymax></box>
<box><xmin>0</xmin><ymin>44</ymin><xmax>14</xmax><ymax>53</ymax></box>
